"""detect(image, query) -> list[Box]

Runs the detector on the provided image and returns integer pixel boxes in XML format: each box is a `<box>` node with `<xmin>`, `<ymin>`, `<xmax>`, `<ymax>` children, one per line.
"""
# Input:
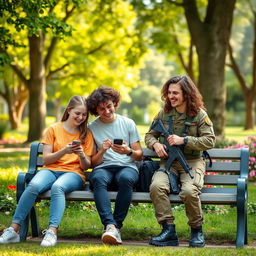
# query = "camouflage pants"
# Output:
<box><xmin>149</xmin><ymin>158</ymin><xmax>205</xmax><ymax>228</ymax></box>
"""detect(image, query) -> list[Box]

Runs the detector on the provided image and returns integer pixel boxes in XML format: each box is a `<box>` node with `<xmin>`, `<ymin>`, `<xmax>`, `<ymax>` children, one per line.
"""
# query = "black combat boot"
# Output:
<box><xmin>149</xmin><ymin>221</ymin><xmax>179</xmax><ymax>246</ymax></box>
<box><xmin>189</xmin><ymin>226</ymin><xmax>205</xmax><ymax>247</ymax></box>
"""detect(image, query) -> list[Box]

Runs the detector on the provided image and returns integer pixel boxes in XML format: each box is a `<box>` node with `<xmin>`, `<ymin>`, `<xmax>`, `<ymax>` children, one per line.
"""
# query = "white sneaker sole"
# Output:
<box><xmin>101</xmin><ymin>234</ymin><xmax>122</xmax><ymax>245</ymax></box>
<box><xmin>40</xmin><ymin>242</ymin><xmax>57</xmax><ymax>247</ymax></box>
<box><xmin>0</xmin><ymin>237</ymin><xmax>20</xmax><ymax>244</ymax></box>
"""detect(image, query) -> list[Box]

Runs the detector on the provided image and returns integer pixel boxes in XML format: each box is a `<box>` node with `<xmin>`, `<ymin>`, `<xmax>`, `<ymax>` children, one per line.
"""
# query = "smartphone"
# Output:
<box><xmin>72</xmin><ymin>140</ymin><xmax>81</xmax><ymax>145</ymax></box>
<box><xmin>113</xmin><ymin>139</ymin><xmax>123</xmax><ymax>145</ymax></box>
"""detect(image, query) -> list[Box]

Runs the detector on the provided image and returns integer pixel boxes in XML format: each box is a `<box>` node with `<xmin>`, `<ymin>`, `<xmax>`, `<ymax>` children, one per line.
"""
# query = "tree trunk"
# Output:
<box><xmin>27</xmin><ymin>33</ymin><xmax>46</xmax><ymax>142</ymax></box>
<box><xmin>3</xmin><ymin>80</ymin><xmax>28</xmax><ymax>130</ymax></box>
<box><xmin>244</xmin><ymin>92</ymin><xmax>255</xmax><ymax>130</ymax></box>
<box><xmin>8</xmin><ymin>95</ymin><xmax>28</xmax><ymax>130</ymax></box>
<box><xmin>183</xmin><ymin>0</ymin><xmax>236</xmax><ymax>136</ymax></box>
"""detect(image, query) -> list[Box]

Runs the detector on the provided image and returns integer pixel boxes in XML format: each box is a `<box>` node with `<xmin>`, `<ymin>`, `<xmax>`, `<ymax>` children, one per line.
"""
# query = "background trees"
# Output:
<box><xmin>0</xmin><ymin>0</ymin><xmax>255</xmax><ymax>142</ymax></box>
<box><xmin>0</xmin><ymin>0</ymin><xmax>145</xmax><ymax>142</ymax></box>
<box><xmin>228</xmin><ymin>0</ymin><xmax>256</xmax><ymax>130</ymax></box>
<box><xmin>131</xmin><ymin>0</ymin><xmax>236</xmax><ymax>136</ymax></box>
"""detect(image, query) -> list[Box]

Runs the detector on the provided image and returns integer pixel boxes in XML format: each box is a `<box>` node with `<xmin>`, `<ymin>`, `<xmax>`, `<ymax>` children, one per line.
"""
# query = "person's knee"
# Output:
<box><xmin>26</xmin><ymin>181</ymin><xmax>41</xmax><ymax>195</ymax></box>
<box><xmin>150</xmin><ymin>180</ymin><xmax>167</xmax><ymax>196</ymax></box>
<box><xmin>180</xmin><ymin>185</ymin><xmax>198</xmax><ymax>200</ymax></box>
<box><xmin>118</xmin><ymin>173</ymin><xmax>137</xmax><ymax>187</ymax></box>
<box><xmin>90</xmin><ymin>172</ymin><xmax>108</xmax><ymax>187</ymax></box>
<box><xmin>51</xmin><ymin>182</ymin><xmax>65</xmax><ymax>194</ymax></box>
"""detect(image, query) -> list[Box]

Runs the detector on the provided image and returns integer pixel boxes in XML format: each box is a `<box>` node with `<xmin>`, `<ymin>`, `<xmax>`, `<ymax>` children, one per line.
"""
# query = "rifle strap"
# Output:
<box><xmin>168</xmin><ymin>116</ymin><xmax>173</xmax><ymax>134</ymax></box>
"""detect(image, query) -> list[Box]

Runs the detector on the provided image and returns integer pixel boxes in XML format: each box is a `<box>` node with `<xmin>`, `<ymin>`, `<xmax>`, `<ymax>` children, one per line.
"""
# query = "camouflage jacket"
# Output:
<box><xmin>144</xmin><ymin>108</ymin><xmax>216</xmax><ymax>159</ymax></box>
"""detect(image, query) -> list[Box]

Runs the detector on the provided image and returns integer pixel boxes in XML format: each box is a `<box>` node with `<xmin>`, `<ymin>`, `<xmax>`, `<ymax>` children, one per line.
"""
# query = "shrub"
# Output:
<box><xmin>0</xmin><ymin>121</ymin><xmax>8</xmax><ymax>139</ymax></box>
<box><xmin>215</xmin><ymin>136</ymin><xmax>238</xmax><ymax>148</ymax></box>
<box><xmin>214</xmin><ymin>136</ymin><xmax>256</xmax><ymax>181</ymax></box>
<box><xmin>0</xmin><ymin>184</ymin><xmax>16</xmax><ymax>214</ymax></box>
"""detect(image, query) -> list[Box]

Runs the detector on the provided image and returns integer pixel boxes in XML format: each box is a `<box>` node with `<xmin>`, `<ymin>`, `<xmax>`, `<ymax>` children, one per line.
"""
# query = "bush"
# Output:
<box><xmin>0</xmin><ymin>121</ymin><xmax>8</xmax><ymax>139</ymax></box>
<box><xmin>0</xmin><ymin>184</ymin><xmax>16</xmax><ymax>214</ymax></box>
<box><xmin>215</xmin><ymin>136</ymin><xmax>256</xmax><ymax>182</ymax></box>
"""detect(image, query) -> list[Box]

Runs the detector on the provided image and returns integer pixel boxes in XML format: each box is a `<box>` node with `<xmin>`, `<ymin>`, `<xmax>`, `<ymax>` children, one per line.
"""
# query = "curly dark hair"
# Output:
<box><xmin>61</xmin><ymin>96</ymin><xmax>89</xmax><ymax>144</ymax></box>
<box><xmin>161</xmin><ymin>75</ymin><xmax>206</xmax><ymax>117</ymax></box>
<box><xmin>87</xmin><ymin>86</ymin><xmax>121</xmax><ymax>116</ymax></box>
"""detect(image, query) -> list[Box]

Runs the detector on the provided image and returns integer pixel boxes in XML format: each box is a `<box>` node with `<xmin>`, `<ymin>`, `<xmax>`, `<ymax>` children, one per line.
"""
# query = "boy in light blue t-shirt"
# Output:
<box><xmin>87</xmin><ymin>86</ymin><xmax>143</xmax><ymax>246</ymax></box>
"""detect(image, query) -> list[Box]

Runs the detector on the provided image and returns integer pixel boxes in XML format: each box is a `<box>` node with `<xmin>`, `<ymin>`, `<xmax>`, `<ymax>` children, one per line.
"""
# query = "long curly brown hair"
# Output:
<box><xmin>61</xmin><ymin>96</ymin><xmax>89</xmax><ymax>144</ymax></box>
<box><xmin>87</xmin><ymin>86</ymin><xmax>121</xmax><ymax>116</ymax></box>
<box><xmin>161</xmin><ymin>75</ymin><xmax>206</xmax><ymax>118</ymax></box>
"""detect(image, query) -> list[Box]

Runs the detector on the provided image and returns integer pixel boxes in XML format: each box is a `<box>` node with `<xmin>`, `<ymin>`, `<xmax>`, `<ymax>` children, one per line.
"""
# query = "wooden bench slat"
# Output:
<box><xmin>206</xmin><ymin>162</ymin><xmax>240</xmax><ymax>172</ymax></box>
<box><xmin>35</xmin><ymin>161</ymin><xmax>241</xmax><ymax>173</ymax></box>
<box><xmin>204</xmin><ymin>175</ymin><xmax>239</xmax><ymax>185</ymax></box>
<box><xmin>38</xmin><ymin>190</ymin><xmax>237</xmax><ymax>205</ymax></box>
<box><xmin>142</xmin><ymin>148</ymin><xmax>243</xmax><ymax>159</ymax></box>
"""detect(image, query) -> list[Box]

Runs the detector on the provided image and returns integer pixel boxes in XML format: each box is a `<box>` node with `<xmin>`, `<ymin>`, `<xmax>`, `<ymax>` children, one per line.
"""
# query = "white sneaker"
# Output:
<box><xmin>0</xmin><ymin>227</ymin><xmax>20</xmax><ymax>244</ymax></box>
<box><xmin>40</xmin><ymin>229</ymin><xmax>57</xmax><ymax>247</ymax></box>
<box><xmin>101</xmin><ymin>224</ymin><xmax>122</xmax><ymax>245</ymax></box>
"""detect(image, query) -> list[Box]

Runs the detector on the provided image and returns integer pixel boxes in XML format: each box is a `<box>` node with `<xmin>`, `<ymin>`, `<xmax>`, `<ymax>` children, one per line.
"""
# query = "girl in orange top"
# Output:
<box><xmin>0</xmin><ymin>96</ymin><xmax>94</xmax><ymax>247</ymax></box>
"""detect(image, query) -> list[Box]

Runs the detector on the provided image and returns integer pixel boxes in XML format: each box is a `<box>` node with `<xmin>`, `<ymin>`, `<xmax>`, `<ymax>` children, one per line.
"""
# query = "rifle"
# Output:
<box><xmin>151</xmin><ymin>118</ymin><xmax>193</xmax><ymax>179</ymax></box>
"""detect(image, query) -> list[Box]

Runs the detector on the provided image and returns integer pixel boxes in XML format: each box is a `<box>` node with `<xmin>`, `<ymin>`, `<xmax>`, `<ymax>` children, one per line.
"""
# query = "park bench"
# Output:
<box><xmin>16</xmin><ymin>142</ymin><xmax>249</xmax><ymax>248</ymax></box>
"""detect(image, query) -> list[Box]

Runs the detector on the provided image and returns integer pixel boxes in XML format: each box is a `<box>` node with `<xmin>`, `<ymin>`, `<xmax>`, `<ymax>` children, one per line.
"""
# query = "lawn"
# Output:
<box><xmin>0</xmin><ymin>243</ymin><xmax>256</xmax><ymax>256</ymax></box>
<box><xmin>0</xmin><ymin>124</ymin><xmax>255</xmax><ymax>254</ymax></box>
<box><xmin>0</xmin><ymin>151</ymin><xmax>256</xmax><ymax>247</ymax></box>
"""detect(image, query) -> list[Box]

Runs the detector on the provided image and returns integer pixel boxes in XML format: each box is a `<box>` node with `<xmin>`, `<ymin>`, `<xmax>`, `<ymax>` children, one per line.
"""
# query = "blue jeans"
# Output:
<box><xmin>12</xmin><ymin>169</ymin><xmax>83</xmax><ymax>228</ymax></box>
<box><xmin>90</xmin><ymin>165</ymin><xmax>139</xmax><ymax>229</ymax></box>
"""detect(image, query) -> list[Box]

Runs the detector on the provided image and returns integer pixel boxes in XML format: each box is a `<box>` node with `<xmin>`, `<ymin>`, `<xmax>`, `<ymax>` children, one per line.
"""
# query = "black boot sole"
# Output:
<box><xmin>189</xmin><ymin>242</ymin><xmax>205</xmax><ymax>247</ymax></box>
<box><xmin>149</xmin><ymin>240</ymin><xmax>179</xmax><ymax>247</ymax></box>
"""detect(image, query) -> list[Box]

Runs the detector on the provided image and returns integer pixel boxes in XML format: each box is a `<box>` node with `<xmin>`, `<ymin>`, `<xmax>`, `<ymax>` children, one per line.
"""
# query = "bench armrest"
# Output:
<box><xmin>237</xmin><ymin>177</ymin><xmax>248</xmax><ymax>206</ymax></box>
<box><xmin>240</xmin><ymin>148</ymin><xmax>249</xmax><ymax>179</ymax></box>
<box><xmin>28</xmin><ymin>142</ymin><xmax>42</xmax><ymax>174</ymax></box>
<box><xmin>16</xmin><ymin>172</ymin><xmax>35</xmax><ymax>202</ymax></box>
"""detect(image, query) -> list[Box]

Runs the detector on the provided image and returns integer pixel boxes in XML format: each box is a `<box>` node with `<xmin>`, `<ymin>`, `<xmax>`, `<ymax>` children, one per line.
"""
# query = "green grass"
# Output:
<box><xmin>224</xmin><ymin>127</ymin><xmax>255</xmax><ymax>142</ymax></box>
<box><xmin>1</xmin><ymin>243</ymin><xmax>256</xmax><ymax>256</ymax></box>
<box><xmin>0</xmin><ymin>124</ymin><xmax>256</xmax><ymax>253</ymax></box>
<box><xmin>0</xmin><ymin>243</ymin><xmax>255</xmax><ymax>256</ymax></box>
<box><xmin>0</xmin><ymin>151</ymin><xmax>256</xmax><ymax>246</ymax></box>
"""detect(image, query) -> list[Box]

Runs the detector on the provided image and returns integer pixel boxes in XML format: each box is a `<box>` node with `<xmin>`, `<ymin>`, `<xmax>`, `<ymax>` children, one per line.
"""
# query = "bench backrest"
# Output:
<box><xmin>28</xmin><ymin>142</ymin><xmax>249</xmax><ymax>192</ymax></box>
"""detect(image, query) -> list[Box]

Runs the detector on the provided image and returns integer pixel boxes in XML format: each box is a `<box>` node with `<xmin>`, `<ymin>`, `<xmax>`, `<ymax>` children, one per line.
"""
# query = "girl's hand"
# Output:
<box><xmin>71</xmin><ymin>143</ymin><xmax>83</xmax><ymax>156</ymax></box>
<box><xmin>65</xmin><ymin>143</ymin><xmax>76</xmax><ymax>154</ymax></box>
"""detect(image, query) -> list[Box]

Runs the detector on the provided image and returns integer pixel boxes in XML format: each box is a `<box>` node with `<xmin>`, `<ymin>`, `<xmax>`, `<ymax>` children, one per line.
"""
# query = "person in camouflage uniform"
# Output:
<box><xmin>145</xmin><ymin>75</ymin><xmax>215</xmax><ymax>247</ymax></box>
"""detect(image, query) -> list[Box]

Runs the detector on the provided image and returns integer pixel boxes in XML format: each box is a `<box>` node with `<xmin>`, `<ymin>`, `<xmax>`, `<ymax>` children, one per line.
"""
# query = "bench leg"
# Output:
<box><xmin>30</xmin><ymin>206</ymin><xmax>40</xmax><ymax>237</ymax></box>
<box><xmin>18</xmin><ymin>206</ymin><xmax>40</xmax><ymax>241</ymax></box>
<box><xmin>244</xmin><ymin>203</ymin><xmax>248</xmax><ymax>245</ymax></box>
<box><xmin>236</xmin><ymin>178</ymin><xmax>247</xmax><ymax>248</ymax></box>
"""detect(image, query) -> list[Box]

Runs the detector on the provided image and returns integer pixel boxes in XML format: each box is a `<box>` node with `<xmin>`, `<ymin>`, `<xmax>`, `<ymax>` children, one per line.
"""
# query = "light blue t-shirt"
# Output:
<box><xmin>88</xmin><ymin>114</ymin><xmax>141</xmax><ymax>171</ymax></box>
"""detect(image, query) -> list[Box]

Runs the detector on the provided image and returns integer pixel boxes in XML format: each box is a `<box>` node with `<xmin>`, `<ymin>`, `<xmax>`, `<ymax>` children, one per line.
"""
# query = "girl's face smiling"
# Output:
<box><xmin>68</xmin><ymin>105</ymin><xmax>87</xmax><ymax>126</ymax></box>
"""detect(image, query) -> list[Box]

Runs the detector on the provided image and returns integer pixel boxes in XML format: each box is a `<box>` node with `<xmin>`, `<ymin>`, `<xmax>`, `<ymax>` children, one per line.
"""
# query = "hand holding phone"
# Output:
<box><xmin>113</xmin><ymin>139</ymin><xmax>123</xmax><ymax>145</ymax></box>
<box><xmin>72</xmin><ymin>140</ymin><xmax>81</xmax><ymax>145</ymax></box>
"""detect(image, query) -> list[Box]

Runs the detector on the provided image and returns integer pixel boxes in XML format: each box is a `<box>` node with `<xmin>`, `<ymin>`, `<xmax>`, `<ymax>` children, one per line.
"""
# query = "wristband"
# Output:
<box><xmin>126</xmin><ymin>149</ymin><xmax>133</xmax><ymax>156</ymax></box>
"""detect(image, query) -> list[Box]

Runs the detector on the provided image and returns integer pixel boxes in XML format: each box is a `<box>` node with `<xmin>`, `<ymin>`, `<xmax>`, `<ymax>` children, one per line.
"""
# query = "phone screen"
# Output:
<box><xmin>113</xmin><ymin>139</ymin><xmax>123</xmax><ymax>145</ymax></box>
<box><xmin>72</xmin><ymin>140</ymin><xmax>81</xmax><ymax>145</ymax></box>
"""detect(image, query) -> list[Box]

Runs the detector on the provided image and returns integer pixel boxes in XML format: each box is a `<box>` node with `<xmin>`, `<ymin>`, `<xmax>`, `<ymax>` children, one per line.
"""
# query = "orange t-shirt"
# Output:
<box><xmin>41</xmin><ymin>122</ymin><xmax>94</xmax><ymax>184</ymax></box>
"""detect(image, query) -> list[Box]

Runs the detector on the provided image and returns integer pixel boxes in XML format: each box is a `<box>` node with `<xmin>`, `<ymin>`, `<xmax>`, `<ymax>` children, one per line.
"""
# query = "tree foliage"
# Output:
<box><xmin>227</xmin><ymin>0</ymin><xmax>256</xmax><ymax>129</ymax></box>
<box><xmin>0</xmin><ymin>0</ymin><xmax>146</xmax><ymax>141</ymax></box>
